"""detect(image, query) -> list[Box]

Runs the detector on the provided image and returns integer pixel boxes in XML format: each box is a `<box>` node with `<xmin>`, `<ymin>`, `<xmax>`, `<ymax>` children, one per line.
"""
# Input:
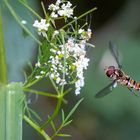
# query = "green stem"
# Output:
<box><xmin>0</xmin><ymin>8</ymin><xmax>7</xmax><ymax>84</ymax></box>
<box><xmin>61</xmin><ymin>7</ymin><xmax>97</xmax><ymax>29</ymax></box>
<box><xmin>4</xmin><ymin>0</ymin><xmax>41</xmax><ymax>45</ymax></box>
<box><xmin>23</xmin><ymin>78</ymin><xmax>40</xmax><ymax>89</ymax></box>
<box><xmin>24</xmin><ymin>115</ymin><xmax>51</xmax><ymax>140</ymax></box>
<box><xmin>60</xmin><ymin>30</ymin><xmax>66</xmax><ymax>94</ymax></box>
<box><xmin>41</xmin><ymin>96</ymin><xmax>63</xmax><ymax>129</ymax></box>
<box><xmin>41</xmin><ymin>1</ymin><xmax>47</xmax><ymax>17</ymax></box>
<box><xmin>19</xmin><ymin>0</ymin><xmax>41</xmax><ymax>19</ymax></box>
<box><xmin>23</xmin><ymin>88</ymin><xmax>58</xmax><ymax>98</ymax></box>
<box><xmin>23</xmin><ymin>72</ymin><xmax>49</xmax><ymax>89</ymax></box>
<box><xmin>49</xmin><ymin>76</ymin><xmax>60</xmax><ymax>94</ymax></box>
<box><xmin>51</xmin><ymin>123</ymin><xmax>63</xmax><ymax>139</ymax></box>
<box><xmin>63</xmin><ymin>88</ymin><xmax>72</xmax><ymax>96</ymax></box>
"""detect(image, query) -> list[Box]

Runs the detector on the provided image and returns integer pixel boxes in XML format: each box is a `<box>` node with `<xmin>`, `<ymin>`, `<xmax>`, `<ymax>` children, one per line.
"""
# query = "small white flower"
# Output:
<box><xmin>40</xmin><ymin>71</ymin><xmax>45</xmax><ymax>74</ymax></box>
<box><xmin>54</xmin><ymin>30</ymin><xmax>59</xmax><ymax>35</ymax></box>
<box><xmin>52</xmin><ymin>30</ymin><xmax>59</xmax><ymax>38</ymax></box>
<box><xmin>58</xmin><ymin>9</ymin><xmax>73</xmax><ymax>18</ymax></box>
<box><xmin>38</xmin><ymin>31</ymin><xmax>47</xmax><ymax>37</ymax></box>
<box><xmin>78</xmin><ymin>29</ymin><xmax>84</xmax><ymax>34</ymax></box>
<box><xmin>35</xmin><ymin>61</ymin><xmax>41</xmax><ymax>67</ymax></box>
<box><xmin>35</xmin><ymin>75</ymin><xmax>41</xmax><ymax>79</ymax></box>
<box><xmin>33</xmin><ymin>19</ymin><xmax>50</xmax><ymax>36</ymax></box>
<box><xmin>50</xmin><ymin>12</ymin><xmax>58</xmax><ymax>18</ymax></box>
<box><xmin>67</xmin><ymin>1</ymin><xmax>72</xmax><ymax>7</ymax></box>
<box><xmin>48</xmin><ymin>4</ymin><xmax>59</xmax><ymax>11</ymax></box>
<box><xmin>50</xmin><ymin>48</ymin><xmax>56</xmax><ymax>53</ymax></box>
<box><xmin>56</xmin><ymin>77</ymin><xmax>61</xmax><ymax>84</ymax></box>
<box><xmin>75</xmin><ymin>84</ymin><xmax>81</xmax><ymax>95</ymax></box>
<box><xmin>50</xmin><ymin>73</ymin><xmax>55</xmax><ymax>78</ymax></box>
<box><xmin>80</xmin><ymin>57</ymin><xmax>90</xmax><ymax>69</ymax></box>
<box><xmin>55</xmin><ymin>1</ymin><xmax>73</xmax><ymax>18</ymax></box>
<box><xmin>60</xmin><ymin>79</ymin><xmax>67</xmax><ymax>85</ymax></box>
<box><xmin>87</xmin><ymin>28</ymin><xmax>92</xmax><ymax>39</ymax></box>
<box><xmin>21</xmin><ymin>20</ymin><xmax>27</xmax><ymax>25</ymax></box>
<box><xmin>56</xmin><ymin>0</ymin><xmax>61</xmax><ymax>5</ymax></box>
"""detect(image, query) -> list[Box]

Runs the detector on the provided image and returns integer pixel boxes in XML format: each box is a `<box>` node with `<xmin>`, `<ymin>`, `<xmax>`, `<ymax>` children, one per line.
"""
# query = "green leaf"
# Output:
<box><xmin>48</xmin><ymin>115</ymin><xmax>56</xmax><ymax>132</ymax></box>
<box><xmin>64</xmin><ymin>98</ymin><xmax>84</xmax><ymax>123</ymax></box>
<box><xmin>4</xmin><ymin>0</ymin><xmax>41</xmax><ymax>45</ymax></box>
<box><xmin>63</xmin><ymin>120</ymin><xmax>73</xmax><ymax>127</ymax></box>
<box><xmin>27</xmin><ymin>61</ymin><xmax>34</xmax><ymax>71</ymax></box>
<box><xmin>56</xmin><ymin>133</ymin><xmax>71</xmax><ymax>137</ymax></box>
<box><xmin>24</xmin><ymin>115</ymin><xmax>51</xmax><ymax>140</ymax></box>
<box><xmin>86</xmin><ymin>42</ymin><xmax>95</xmax><ymax>48</ymax></box>
<box><xmin>49</xmin><ymin>117</ymin><xmax>56</xmax><ymax>132</ymax></box>
<box><xmin>28</xmin><ymin>108</ymin><xmax>42</xmax><ymax>121</ymax></box>
<box><xmin>61</xmin><ymin>109</ymin><xmax>65</xmax><ymax>122</ymax></box>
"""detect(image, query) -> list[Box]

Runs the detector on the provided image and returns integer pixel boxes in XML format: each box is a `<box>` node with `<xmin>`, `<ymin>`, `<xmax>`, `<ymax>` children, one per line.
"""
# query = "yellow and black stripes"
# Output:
<box><xmin>126</xmin><ymin>77</ymin><xmax>140</xmax><ymax>90</ymax></box>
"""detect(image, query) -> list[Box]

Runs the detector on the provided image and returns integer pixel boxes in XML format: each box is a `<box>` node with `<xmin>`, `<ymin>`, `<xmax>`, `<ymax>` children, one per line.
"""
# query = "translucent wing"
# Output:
<box><xmin>109</xmin><ymin>41</ymin><xmax>122</xmax><ymax>69</ymax></box>
<box><xmin>95</xmin><ymin>80</ymin><xmax>117</xmax><ymax>98</ymax></box>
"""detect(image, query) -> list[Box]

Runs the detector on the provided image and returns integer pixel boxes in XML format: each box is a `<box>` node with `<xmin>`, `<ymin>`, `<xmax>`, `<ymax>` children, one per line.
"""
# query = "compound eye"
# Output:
<box><xmin>106</xmin><ymin>70</ymin><xmax>113</xmax><ymax>77</ymax></box>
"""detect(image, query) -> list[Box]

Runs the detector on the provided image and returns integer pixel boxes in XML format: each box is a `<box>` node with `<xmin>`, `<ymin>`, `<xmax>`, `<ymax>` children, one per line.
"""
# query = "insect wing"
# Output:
<box><xmin>95</xmin><ymin>81</ymin><xmax>117</xmax><ymax>98</ymax></box>
<box><xmin>109</xmin><ymin>41</ymin><xmax>122</xmax><ymax>69</ymax></box>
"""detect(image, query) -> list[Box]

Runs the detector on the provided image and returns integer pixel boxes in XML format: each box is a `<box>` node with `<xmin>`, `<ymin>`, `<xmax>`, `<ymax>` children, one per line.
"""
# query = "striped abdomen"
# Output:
<box><xmin>126</xmin><ymin>77</ymin><xmax>140</xmax><ymax>90</ymax></box>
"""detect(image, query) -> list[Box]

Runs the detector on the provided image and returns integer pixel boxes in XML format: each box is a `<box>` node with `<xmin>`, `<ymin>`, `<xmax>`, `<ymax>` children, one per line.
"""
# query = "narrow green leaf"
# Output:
<box><xmin>41</xmin><ymin>1</ymin><xmax>47</xmax><ymax>17</ymax></box>
<box><xmin>19</xmin><ymin>0</ymin><xmax>41</xmax><ymax>19</ymax></box>
<box><xmin>28</xmin><ymin>108</ymin><xmax>42</xmax><ymax>121</ymax></box>
<box><xmin>63</xmin><ymin>120</ymin><xmax>73</xmax><ymax>127</ymax></box>
<box><xmin>4</xmin><ymin>0</ymin><xmax>41</xmax><ymax>45</ymax></box>
<box><xmin>63</xmin><ymin>88</ymin><xmax>72</xmax><ymax>96</ymax></box>
<box><xmin>61</xmin><ymin>7</ymin><xmax>97</xmax><ymax>29</ymax></box>
<box><xmin>24</xmin><ymin>115</ymin><xmax>51</xmax><ymax>140</ymax></box>
<box><xmin>48</xmin><ymin>116</ymin><xmax>56</xmax><ymax>132</ymax></box>
<box><xmin>50</xmin><ymin>121</ymin><xmax>56</xmax><ymax>132</ymax></box>
<box><xmin>64</xmin><ymin>98</ymin><xmax>84</xmax><ymax>123</ymax></box>
<box><xmin>56</xmin><ymin>133</ymin><xmax>71</xmax><ymax>137</ymax></box>
<box><xmin>23</xmin><ymin>71</ymin><xmax>28</xmax><ymax>83</ymax></box>
<box><xmin>27</xmin><ymin>61</ymin><xmax>34</xmax><ymax>71</ymax></box>
<box><xmin>86</xmin><ymin>42</ymin><xmax>95</xmax><ymax>48</ymax></box>
<box><xmin>41</xmin><ymin>97</ymin><xmax>63</xmax><ymax>129</ymax></box>
<box><xmin>61</xmin><ymin>109</ymin><xmax>65</xmax><ymax>122</ymax></box>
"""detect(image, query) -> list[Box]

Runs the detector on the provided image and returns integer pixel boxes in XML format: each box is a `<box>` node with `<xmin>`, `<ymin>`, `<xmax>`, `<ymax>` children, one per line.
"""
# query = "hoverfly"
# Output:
<box><xmin>95</xmin><ymin>42</ymin><xmax>139</xmax><ymax>98</ymax></box>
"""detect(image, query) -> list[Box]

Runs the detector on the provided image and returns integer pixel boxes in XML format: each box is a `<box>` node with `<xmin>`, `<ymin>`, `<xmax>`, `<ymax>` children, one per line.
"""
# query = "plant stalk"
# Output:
<box><xmin>0</xmin><ymin>7</ymin><xmax>7</xmax><ymax>84</ymax></box>
<box><xmin>0</xmin><ymin>83</ymin><xmax>25</xmax><ymax>140</ymax></box>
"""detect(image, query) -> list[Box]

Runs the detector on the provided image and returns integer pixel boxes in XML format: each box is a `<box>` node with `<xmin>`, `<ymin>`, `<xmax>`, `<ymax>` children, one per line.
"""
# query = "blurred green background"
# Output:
<box><xmin>2</xmin><ymin>0</ymin><xmax>140</xmax><ymax>139</ymax></box>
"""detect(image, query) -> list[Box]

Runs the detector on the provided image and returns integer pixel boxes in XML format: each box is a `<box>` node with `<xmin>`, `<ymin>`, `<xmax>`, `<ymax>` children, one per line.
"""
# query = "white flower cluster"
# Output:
<box><xmin>32</xmin><ymin>0</ymin><xmax>93</xmax><ymax>95</ymax></box>
<box><xmin>32</xmin><ymin>1</ymin><xmax>73</xmax><ymax>37</ymax></box>
<box><xmin>74</xmin><ymin>55</ymin><xmax>89</xmax><ymax>95</ymax></box>
<box><xmin>33</xmin><ymin>19</ymin><xmax>50</xmax><ymax>37</ymax></box>
<box><xmin>47</xmin><ymin>28</ymin><xmax>91</xmax><ymax>95</ymax></box>
<box><xmin>48</xmin><ymin>0</ymin><xmax>73</xmax><ymax>18</ymax></box>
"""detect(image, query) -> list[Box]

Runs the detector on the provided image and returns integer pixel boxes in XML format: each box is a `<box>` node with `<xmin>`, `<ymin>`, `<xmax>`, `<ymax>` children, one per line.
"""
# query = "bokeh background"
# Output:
<box><xmin>2</xmin><ymin>0</ymin><xmax>140</xmax><ymax>139</ymax></box>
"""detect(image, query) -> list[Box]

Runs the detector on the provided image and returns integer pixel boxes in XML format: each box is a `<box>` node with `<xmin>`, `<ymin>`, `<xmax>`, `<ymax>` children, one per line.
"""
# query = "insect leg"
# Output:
<box><xmin>127</xmin><ymin>87</ymin><xmax>139</xmax><ymax>97</ymax></box>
